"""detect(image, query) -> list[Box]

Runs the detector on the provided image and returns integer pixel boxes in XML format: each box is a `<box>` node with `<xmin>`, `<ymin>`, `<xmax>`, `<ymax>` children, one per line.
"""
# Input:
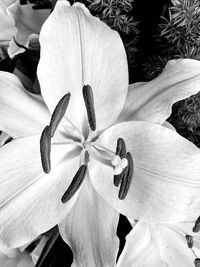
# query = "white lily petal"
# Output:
<box><xmin>38</xmin><ymin>1</ymin><xmax>128</xmax><ymax>131</ymax></box>
<box><xmin>0</xmin><ymin>248</ymin><xmax>34</xmax><ymax>267</ymax></box>
<box><xmin>7</xmin><ymin>1</ymin><xmax>49</xmax><ymax>57</ymax></box>
<box><xmin>0</xmin><ymin>135</ymin><xmax>81</xmax><ymax>248</ymax></box>
<box><xmin>0</xmin><ymin>0</ymin><xmax>15</xmax><ymax>45</ymax></box>
<box><xmin>118</xmin><ymin>59</ymin><xmax>200</xmax><ymax>124</ymax></box>
<box><xmin>0</xmin><ymin>71</ymin><xmax>50</xmax><ymax>138</ymax></box>
<box><xmin>165</xmin><ymin>221</ymin><xmax>200</xmax><ymax>258</ymax></box>
<box><xmin>90</xmin><ymin>121</ymin><xmax>200</xmax><ymax>222</ymax></box>
<box><xmin>162</xmin><ymin>121</ymin><xmax>176</xmax><ymax>131</ymax></box>
<box><xmin>117</xmin><ymin>222</ymin><xmax>165</xmax><ymax>267</ymax></box>
<box><xmin>156</xmin><ymin>223</ymin><xmax>197</xmax><ymax>267</ymax></box>
<box><xmin>59</xmin><ymin>177</ymin><xmax>119</xmax><ymax>267</ymax></box>
<box><xmin>118</xmin><ymin>221</ymin><xmax>200</xmax><ymax>267</ymax></box>
<box><xmin>8</xmin><ymin>33</ymin><xmax>40</xmax><ymax>59</ymax></box>
<box><xmin>31</xmin><ymin>236</ymin><xmax>48</xmax><ymax>265</ymax></box>
<box><xmin>1</xmin><ymin>0</ymin><xmax>16</xmax><ymax>7</ymax></box>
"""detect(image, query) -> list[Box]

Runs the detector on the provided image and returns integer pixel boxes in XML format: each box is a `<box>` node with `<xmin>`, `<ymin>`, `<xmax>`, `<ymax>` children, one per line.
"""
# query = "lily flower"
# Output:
<box><xmin>1</xmin><ymin>1</ymin><xmax>200</xmax><ymax>266</ymax></box>
<box><xmin>0</xmin><ymin>0</ymin><xmax>50</xmax><ymax>57</ymax></box>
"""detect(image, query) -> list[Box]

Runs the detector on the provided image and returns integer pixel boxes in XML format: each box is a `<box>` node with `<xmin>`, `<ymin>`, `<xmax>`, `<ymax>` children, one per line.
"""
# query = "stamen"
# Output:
<box><xmin>185</xmin><ymin>234</ymin><xmax>193</xmax><ymax>248</ymax></box>
<box><xmin>113</xmin><ymin>173</ymin><xmax>122</xmax><ymax>187</ymax></box>
<box><xmin>40</xmin><ymin>126</ymin><xmax>51</xmax><ymax>174</ymax></box>
<box><xmin>118</xmin><ymin>152</ymin><xmax>134</xmax><ymax>200</ymax></box>
<box><xmin>82</xmin><ymin>85</ymin><xmax>96</xmax><ymax>131</ymax></box>
<box><xmin>118</xmin><ymin>166</ymin><xmax>128</xmax><ymax>200</ymax></box>
<box><xmin>194</xmin><ymin>258</ymin><xmax>200</xmax><ymax>267</ymax></box>
<box><xmin>116</xmin><ymin>138</ymin><xmax>126</xmax><ymax>158</ymax></box>
<box><xmin>50</xmin><ymin>93</ymin><xmax>71</xmax><ymax>137</ymax></box>
<box><xmin>61</xmin><ymin>165</ymin><xmax>87</xmax><ymax>203</ymax></box>
<box><xmin>193</xmin><ymin>216</ymin><xmax>200</xmax><ymax>233</ymax></box>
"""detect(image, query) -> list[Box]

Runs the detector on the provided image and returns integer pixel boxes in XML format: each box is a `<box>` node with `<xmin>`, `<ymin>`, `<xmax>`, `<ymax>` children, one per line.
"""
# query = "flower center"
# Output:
<box><xmin>40</xmin><ymin>85</ymin><xmax>134</xmax><ymax>202</ymax></box>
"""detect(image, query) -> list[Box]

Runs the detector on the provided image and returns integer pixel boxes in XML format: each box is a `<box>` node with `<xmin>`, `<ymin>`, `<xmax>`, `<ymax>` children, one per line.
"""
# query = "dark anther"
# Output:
<box><xmin>193</xmin><ymin>216</ymin><xmax>200</xmax><ymax>233</ymax></box>
<box><xmin>118</xmin><ymin>152</ymin><xmax>134</xmax><ymax>200</ymax></box>
<box><xmin>116</xmin><ymin>138</ymin><xmax>126</xmax><ymax>158</ymax></box>
<box><xmin>185</xmin><ymin>234</ymin><xmax>193</xmax><ymax>248</ymax></box>
<box><xmin>113</xmin><ymin>138</ymin><xmax>127</xmax><ymax>187</ymax></box>
<box><xmin>113</xmin><ymin>173</ymin><xmax>122</xmax><ymax>187</ymax></box>
<box><xmin>194</xmin><ymin>258</ymin><xmax>200</xmax><ymax>267</ymax></box>
<box><xmin>40</xmin><ymin>126</ymin><xmax>52</xmax><ymax>174</ymax></box>
<box><xmin>50</xmin><ymin>93</ymin><xmax>71</xmax><ymax>137</ymax></box>
<box><xmin>61</xmin><ymin>165</ymin><xmax>87</xmax><ymax>203</ymax></box>
<box><xmin>118</xmin><ymin>166</ymin><xmax>128</xmax><ymax>200</ymax></box>
<box><xmin>82</xmin><ymin>85</ymin><xmax>96</xmax><ymax>131</ymax></box>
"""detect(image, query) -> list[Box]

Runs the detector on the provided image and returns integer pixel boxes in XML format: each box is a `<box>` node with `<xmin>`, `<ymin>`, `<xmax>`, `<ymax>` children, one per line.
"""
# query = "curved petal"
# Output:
<box><xmin>118</xmin><ymin>59</ymin><xmax>200</xmax><ymax>124</ymax></box>
<box><xmin>8</xmin><ymin>33</ymin><xmax>39</xmax><ymax>59</ymax></box>
<box><xmin>117</xmin><ymin>222</ymin><xmax>165</xmax><ymax>267</ymax></box>
<box><xmin>0</xmin><ymin>135</ymin><xmax>81</xmax><ymax>248</ymax></box>
<box><xmin>1</xmin><ymin>0</ymin><xmax>16</xmax><ymax>7</ymax></box>
<box><xmin>0</xmin><ymin>71</ymin><xmax>50</xmax><ymax>138</ymax></box>
<box><xmin>31</xmin><ymin>236</ymin><xmax>47</xmax><ymax>265</ymax></box>
<box><xmin>164</xmin><ymin>221</ymin><xmax>200</xmax><ymax>257</ymax></box>
<box><xmin>0</xmin><ymin>1</ymin><xmax>15</xmax><ymax>45</ymax></box>
<box><xmin>90</xmin><ymin>121</ymin><xmax>200</xmax><ymax>223</ymax></box>
<box><xmin>7</xmin><ymin>1</ymin><xmax>49</xmax><ymax>57</ymax></box>
<box><xmin>118</xmin><ymin>221</ymin><xmax>199</xmax><ymax>267</ymax></box>
<box><xmin>59</xmin><ymin>177</ymin><xmax>119</xmax><ymax>267</ymax></box>
<box><xmin>155</xmin><ymin>223</ymin><xmax>197</xmax><ymax>267</ymax></box>
<box><xmin>38</xmin><ymin>1</ymin><xmax>128</xmax><ymax>131</ymax></box>
<box><xmin>0</xmin><ymin>249</ymin><xmax>34</xmax><ymax>267</ymax></box>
